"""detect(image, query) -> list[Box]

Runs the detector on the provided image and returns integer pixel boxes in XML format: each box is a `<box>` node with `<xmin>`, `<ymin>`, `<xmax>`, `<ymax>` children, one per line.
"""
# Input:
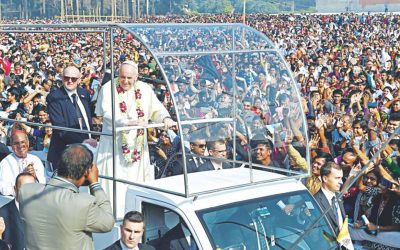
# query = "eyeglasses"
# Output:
<box><xmin>193</xmin><ymin>143</ymin><xmax>206</xmax><ymax>149</ymax></box>
<box><xmin>63</xmin><ymin>76</ymin><xmax>79</xmax><ymax>82</ymax></box>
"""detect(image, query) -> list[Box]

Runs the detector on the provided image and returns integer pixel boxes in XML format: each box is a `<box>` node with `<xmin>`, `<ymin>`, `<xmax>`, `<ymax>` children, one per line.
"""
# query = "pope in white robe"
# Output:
<box><xmin>95</xmin><ymin>61</ymin><xmax>174</xmax><ymax>217</ymax></box>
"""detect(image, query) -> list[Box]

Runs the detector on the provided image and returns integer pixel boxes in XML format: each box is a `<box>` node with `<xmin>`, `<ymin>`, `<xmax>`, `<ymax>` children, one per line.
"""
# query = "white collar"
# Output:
<box><xmin>321</xmin><ymin>186</ymin><xmax>336</xmax><ymax>205</ymax></box>
<box><xmin>211</xmin><ymin>161</ymin><xmax>223</xmax><ymax>170</ymax></box>
<box><xmin>15</xmin><ymin>199</ymin><xmax>19</xmax><ymax>211</ymax></box>
<box><xmin>12</xmin><ymin>153</ymin><xmax>28</xmax><ymax>161</ymax></box>
<box><xmin>63</xmin><ymin>86</ymin><xmax>77</xmax><ymax>97</ymax></box>
<box><xmin>119</xmin><ymin>239</ymin><xmax>139</xmax><ymax>250</ymax></box>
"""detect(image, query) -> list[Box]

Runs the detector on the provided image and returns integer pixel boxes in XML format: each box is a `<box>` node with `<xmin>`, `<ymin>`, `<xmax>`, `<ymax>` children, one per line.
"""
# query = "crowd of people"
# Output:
<box><xmin>0</xmin><ymin>12</ymin><xmax>397</xmax><ymax>249</ymax></box>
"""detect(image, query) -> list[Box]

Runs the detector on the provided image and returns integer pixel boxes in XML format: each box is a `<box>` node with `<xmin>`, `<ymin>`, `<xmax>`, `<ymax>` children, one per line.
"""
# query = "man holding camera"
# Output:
<box><xmin>19</xmin><ymin>144</ymin><xmax>114</xmax><ymax>250</ymax></box>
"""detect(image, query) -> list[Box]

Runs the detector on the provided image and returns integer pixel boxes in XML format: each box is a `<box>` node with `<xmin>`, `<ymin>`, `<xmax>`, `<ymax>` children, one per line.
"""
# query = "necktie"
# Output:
<box><xmin>71</xmin><ymin>93</ymin><xmax>86</xmax><ymax>129</ymax></box>
<box><xmin>331</xmin><ymin>196</ymin><xmax>340</xmax><ymax>226</ymax></box>
<box><xmin>193</xmin><ymin>157</ymin><xmax>203</xmax><ymax>168</ymax></box>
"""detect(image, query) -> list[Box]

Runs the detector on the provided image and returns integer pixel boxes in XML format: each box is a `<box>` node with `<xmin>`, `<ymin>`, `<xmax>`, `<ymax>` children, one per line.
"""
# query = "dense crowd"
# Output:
<box><xmin>0</xmin><ymin>12</ymin><xmax>398</xmax><ymax>249</ymax></box>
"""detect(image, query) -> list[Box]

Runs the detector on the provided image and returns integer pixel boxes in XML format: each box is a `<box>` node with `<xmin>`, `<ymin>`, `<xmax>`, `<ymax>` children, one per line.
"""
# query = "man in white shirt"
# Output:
<box><xmin>0</xmin><ymin>131</ymin><xmax>45</xmax><ymax>196</ymax></box>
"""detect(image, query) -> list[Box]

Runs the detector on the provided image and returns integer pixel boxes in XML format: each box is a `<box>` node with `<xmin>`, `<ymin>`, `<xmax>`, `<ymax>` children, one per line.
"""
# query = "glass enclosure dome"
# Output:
<box><xmin>118</xmin><ymin>23</ymin><xmax>310</xmax><ymax>196</ymax></box>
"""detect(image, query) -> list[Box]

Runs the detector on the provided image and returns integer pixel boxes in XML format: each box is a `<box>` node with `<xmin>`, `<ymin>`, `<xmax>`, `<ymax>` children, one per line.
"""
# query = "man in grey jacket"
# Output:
<box><xmin>19</xmin><ymin>144</ymin><xmax>114</xmax><ymax>250</ymax></box>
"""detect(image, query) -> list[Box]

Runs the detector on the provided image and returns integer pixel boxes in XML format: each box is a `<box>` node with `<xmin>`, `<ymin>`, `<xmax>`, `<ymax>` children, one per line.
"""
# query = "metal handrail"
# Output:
<box><xmin>0</xmin><ymin>117</ymin><xmax>111</xmax><ymax>136</ymax></box>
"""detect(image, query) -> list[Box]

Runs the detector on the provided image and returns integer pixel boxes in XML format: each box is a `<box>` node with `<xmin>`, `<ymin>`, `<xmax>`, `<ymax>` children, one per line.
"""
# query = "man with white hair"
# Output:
<box><xmin>95</xmin><ymin>61</ymin><xmax>175</xmax><ymax>217</ymax></box>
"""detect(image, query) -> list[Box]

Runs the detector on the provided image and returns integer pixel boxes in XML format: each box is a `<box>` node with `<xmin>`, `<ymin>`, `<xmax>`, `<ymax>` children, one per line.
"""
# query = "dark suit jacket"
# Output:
<box><xmin>197</xmin><ymin>159</ymin><xmax>233</xmax><ymax>172</ymax></box>
<box><xmin>104</xmin><ymin>240</ymin><xmax>155</xmax><ymax>250</ymax></box>
<box><xmin>0</xmin><ymin>199</ymin><xmax>24</xmax><ymax>250</ymax></box>
<box><xmin>170</xmin><ymin>155</ymin><xmax>204</xmax><ymax>176</ymax></box>
<box><xmin>46</xmin><ymin>87</ymin><xmax>92</xmax><ymax>168</ymax></box>
<box><xmin>156</xmin><ymin>224</ymin><xmax>197</xmax><ymax>250</ymax></box>
<box><xmin>314</xmin><ymin>189</ymin><xmax>345</xmax><ymax>237</ymax></box>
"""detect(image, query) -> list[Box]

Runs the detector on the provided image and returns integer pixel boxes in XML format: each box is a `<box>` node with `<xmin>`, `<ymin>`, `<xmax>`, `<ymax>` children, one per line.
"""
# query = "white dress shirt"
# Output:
<box><xmin>65</xmin><ymin>87</ymin><xmax>90</xmax><ymax>132</ymax></box>
<box><xmin>119</xmin><ymin>239</ymin><xmax>139</xmax><ymax>250</ymax></box>
<box><xmin>0</xmin><ymin>153</ymin><xmax>46</xmax><ymax>196</ymax></box>
<box><xmin>321</xmin><ymin>186</ymin><xmax>343</xmax><ymax>229</ymax></box>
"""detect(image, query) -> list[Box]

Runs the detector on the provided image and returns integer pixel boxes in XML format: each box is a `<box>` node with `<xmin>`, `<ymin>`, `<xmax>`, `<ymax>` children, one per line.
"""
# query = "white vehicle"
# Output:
<box><xmin>124</xmin><ymin>168</ymin><xmax>338</xmax><ymax>250</ymax></box>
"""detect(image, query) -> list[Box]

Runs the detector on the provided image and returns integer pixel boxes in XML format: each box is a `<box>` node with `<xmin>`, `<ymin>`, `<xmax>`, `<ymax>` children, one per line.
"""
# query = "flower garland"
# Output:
<box><xmin>117</xmin><ymin>83</ymin><xmax>146</xmax><ymax>163</ymax></box>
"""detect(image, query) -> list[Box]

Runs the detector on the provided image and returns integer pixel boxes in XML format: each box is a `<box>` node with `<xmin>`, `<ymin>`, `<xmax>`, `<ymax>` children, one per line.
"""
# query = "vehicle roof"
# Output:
<box><xmin>128</xmin><ymin>168</ymin><xmax>307</xmax><ymax>211</ymax></box>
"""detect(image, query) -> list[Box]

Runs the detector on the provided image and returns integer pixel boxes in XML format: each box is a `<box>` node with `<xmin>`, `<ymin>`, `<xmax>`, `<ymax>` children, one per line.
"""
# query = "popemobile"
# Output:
<box><xmin>0</xmin><ymin>23</ymin><xmax>371</xmax><ymax>249</ymax></box>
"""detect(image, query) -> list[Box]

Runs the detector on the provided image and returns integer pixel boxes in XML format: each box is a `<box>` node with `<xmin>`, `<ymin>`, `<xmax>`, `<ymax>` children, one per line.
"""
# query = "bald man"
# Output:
<box><xmin>46</xmin><ymin>66</ymin><xmax>93</xmax><ymax>170</ymax></box>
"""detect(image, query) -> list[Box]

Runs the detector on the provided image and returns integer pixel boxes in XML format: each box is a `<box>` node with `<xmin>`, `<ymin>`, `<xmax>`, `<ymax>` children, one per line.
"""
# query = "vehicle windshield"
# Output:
<box><xmin>197</xmin><ymin>190</ymin><xmax>338</xmax><ymax>250</ymax></box>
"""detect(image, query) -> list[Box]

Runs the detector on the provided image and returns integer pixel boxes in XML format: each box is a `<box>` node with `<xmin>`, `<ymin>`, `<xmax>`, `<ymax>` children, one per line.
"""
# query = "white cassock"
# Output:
<box><xmin>95</xmin><ymin>80</ymin><xmax>170</xmax><ymax>217</ymax></box>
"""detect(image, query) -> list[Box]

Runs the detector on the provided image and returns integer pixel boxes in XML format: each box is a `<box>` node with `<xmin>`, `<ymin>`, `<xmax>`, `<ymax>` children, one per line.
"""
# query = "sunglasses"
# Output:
<box><xmin>193</xmin><ymin>143</ymin><xmax>206</xmax><ymax>149</ymax></box>
<box><xmin>63</xmin><ymin>76</ymin><xmax>79</xmax><ymax>82</ymax></box>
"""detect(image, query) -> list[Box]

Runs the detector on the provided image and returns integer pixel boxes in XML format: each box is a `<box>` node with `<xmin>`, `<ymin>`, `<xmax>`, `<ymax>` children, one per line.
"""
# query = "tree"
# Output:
<box><xmin>232</xmin><ymin>0</ymin><xmax>280</xmax><ymax>14</ymax></box>
<box><xmin>0</xmin><ymin>0</ymin><xmax>315</xmax><ymax>19</ymax></box>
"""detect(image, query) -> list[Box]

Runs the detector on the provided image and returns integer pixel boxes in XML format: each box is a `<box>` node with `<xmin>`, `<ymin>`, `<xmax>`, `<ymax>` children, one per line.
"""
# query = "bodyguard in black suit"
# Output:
<box><xmin>313</xmin><ymin>162</ymin><xmax>346</xmax><ymax>237</ymax></box>
<box><xmin>197</xmin><ymin>160</ymin><xmax>232</xmax><ymax>172</ymax></box>
<box><xmin>46</xmin><ymin>66</ymin><xmax>93</xmax><ymax>169</ymax></box>
<box><xmin>168</xmin><ymin>132</ymin><xmax>208</xmax><ymax>176</ymax></box>
<box><xmin>170</xmin><ymin>155</ymin><xmax>204</xmax><ymax>176</ymax></box>
<box><xmin>0</xmin><ymin>173</ymin><xmax>36</xmax><ymax>250</ymax></box>
<box><xmin>197</xmin><ymin>139</ymin><xmax>233</xmax><ymax>172</ymax></box>
<box><xmin>104</xmin><ymin>211</ymin><xmax>155</xmax><ymax>250</ymax></box>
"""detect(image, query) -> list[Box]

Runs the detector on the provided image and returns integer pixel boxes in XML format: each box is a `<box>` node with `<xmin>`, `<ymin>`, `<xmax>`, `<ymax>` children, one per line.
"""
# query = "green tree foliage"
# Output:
<box><xmin>197</xmin><ymin>0</ymin><xmax>233</xmax><ymax>13</ymax></box>
<box><xmin>235</xmin><ymin>0</ymin><xmax>281</xmax><ymax>13</ymax></box>
<box><xmin>0</xmin><ymin>0</ymin><xmax>315</xmax><ymax>19</ymax></box>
